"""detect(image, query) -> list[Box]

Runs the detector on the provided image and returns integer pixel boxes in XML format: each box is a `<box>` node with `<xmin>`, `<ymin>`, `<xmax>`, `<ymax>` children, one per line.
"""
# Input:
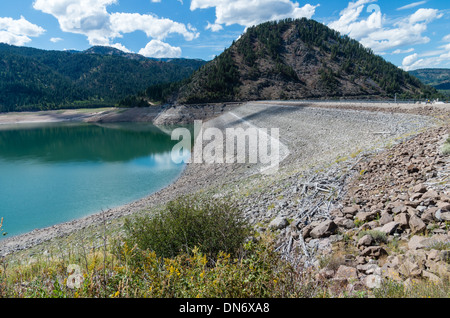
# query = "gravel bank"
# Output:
<box><xmin>0</xmin><ymin>101</ymin><xmax>446</xmax><ymax>256</ymax></box>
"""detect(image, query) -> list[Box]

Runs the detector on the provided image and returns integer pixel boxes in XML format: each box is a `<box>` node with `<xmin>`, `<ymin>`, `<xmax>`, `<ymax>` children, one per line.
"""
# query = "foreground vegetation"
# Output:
<box><xmin>0</xmin><ymin>197</ymin><xmax>319</xmax><ymax>298</ymax></box>
<box><xmin>0</xmin><ymin>195</ymin><xmax>448</xmax><ymax>298</ymax></box>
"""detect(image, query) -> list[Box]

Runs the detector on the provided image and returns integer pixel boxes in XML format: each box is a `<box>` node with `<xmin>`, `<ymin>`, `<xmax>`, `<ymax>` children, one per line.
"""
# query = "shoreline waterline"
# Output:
<box><xmin>0</xmin><ymin>101</ymin><xmax>448</xmax><ymax>256</ymax></box>
<box><xmin>0</xmin><ymin>117</ymin><xmax>190</xmax><ymax>254</ymax></box>
<box><xmin>0</xmin><ymin>162</ymin><xmax>189</xmax><ymax>255</ymax></box>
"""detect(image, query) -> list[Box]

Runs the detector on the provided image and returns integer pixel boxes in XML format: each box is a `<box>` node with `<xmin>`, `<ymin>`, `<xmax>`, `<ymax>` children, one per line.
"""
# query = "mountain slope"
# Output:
<box><xmin>0</xmin><ymin>44</ymin><xmax>206</xmax><ymax>112</ymax></box>
<box><xmin>409</xmin><ymin>68</ymin><xmax>450</xmax><ymax>93</ymax></box>
<box><xmin>176</xmin><ymin>19</ymin><xmax>440</xmax><ymax>103</ymax></box>
<box><xmin>132</xmin><ymin>18</ymin><xmax>439</xmax><ymax>105</ymax></box>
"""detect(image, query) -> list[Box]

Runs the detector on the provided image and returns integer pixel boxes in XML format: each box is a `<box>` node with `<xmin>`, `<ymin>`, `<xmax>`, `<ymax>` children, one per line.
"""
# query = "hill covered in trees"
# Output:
<box><xmin>125</xmin><ymin>18</ymin><xmax>441</xmax><ymax>105</ymax></box>
<box><xmin>409</xmin><ymin>69</ymin><xmax>450</xmax><ymax>95</ymax></box>
<box><xmin>0</xmin><ymin>44</ymin><xmax>206</xmax><ymax>112</ymax></box>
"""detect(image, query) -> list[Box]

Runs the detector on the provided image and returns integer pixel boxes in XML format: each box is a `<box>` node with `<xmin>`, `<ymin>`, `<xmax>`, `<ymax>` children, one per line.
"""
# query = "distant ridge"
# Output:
<box><xmin>125</xmin><ymin>18</ymin><xmax>441</xmax><ymax>106</ymax></box>
<box><xmin>0</xmin><ymin>43</ymin><xmax>206</xmax><ymax>112</ymax></box>
<box><xmin>409</xmin><ymin>68</ymin><xmax>450</xmax><ymax>94</ymax></box>
<box><xmin>83</xmin><ymin>46</ymin><xmax>148</xmax><ymax>61</ymax></box>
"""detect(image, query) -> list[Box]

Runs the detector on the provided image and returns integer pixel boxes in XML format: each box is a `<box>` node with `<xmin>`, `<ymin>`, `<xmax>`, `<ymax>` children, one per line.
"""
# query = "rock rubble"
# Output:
<box><xmin>298</xmin><ymin>126</ymin><xmax>450</xmax><ymax>290</ymax></box>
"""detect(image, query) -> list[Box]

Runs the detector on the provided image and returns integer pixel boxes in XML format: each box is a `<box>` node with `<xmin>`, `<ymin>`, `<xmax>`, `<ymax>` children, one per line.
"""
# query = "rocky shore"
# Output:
<box><xmin>0</xmin><ymin>103</ymin><xmax>242</xmax><ymax>126</ymax></box>
<box><xmin>236</xmin><ymin>124</ymin><xmax>449</xmax><ymax>291</ymax></box>
<box><xmin>1</xmin><ymin>101</ymin><xmax>449</xmax><ymax>294</ymax></box>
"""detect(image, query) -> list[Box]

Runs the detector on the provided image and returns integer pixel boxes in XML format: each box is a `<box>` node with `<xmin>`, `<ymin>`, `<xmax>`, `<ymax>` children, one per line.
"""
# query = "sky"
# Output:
<box><xmin>0</xmin><ymin>0</ymin><xmax>449</xmax><ymax>70</ymax></box>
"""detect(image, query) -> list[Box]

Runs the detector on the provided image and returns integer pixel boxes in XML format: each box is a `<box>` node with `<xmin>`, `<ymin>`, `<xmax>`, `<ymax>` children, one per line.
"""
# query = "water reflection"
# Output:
<box><xmin>0</xmin><ymin>122</ymin><xmax>192</xmax><ymax>238</ymax></box>
<box><xmin>0</xmin><ymin>122</ymin><xmax>182</xmax><ymax>163</ymax></box>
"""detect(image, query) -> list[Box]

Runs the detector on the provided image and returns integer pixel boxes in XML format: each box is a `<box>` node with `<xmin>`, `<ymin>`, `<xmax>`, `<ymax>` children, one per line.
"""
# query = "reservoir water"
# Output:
<box><xmin>0</xmin><ymin>122</ymin><xmax>187</xmax><ymax>239</ymax></box>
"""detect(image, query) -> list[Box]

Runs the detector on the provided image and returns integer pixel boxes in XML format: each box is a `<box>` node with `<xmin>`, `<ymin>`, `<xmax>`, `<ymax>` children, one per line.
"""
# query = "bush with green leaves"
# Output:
<box><xmin>442</xmin><ymin>137</ymin><xmax>450</xmax><ymax>155</ymax></box>
<box><xmin>122</xmin><ymin>195</ymin><xmax>252</xmax><ymax>262</ymax></box>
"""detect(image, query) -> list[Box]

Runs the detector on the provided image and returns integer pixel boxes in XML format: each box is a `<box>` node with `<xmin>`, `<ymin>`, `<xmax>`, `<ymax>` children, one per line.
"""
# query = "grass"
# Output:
<box><xmin>373</xmin><ymin>278</ymin><xmax>450</xmax><ymax>298</ymax></box>
<box><xmin>425</xmin><ymin>240</ymin><xmax>450</xmax><ymax>252</ymax></box>
<box><xmin>1</xmin><ymin>193</ymin><xmax>449</xmax><ymax>299</ymax></box>
<box><xmin>442</xmin><ymin>137</ymin><xmax>450</xmax><ymax>155</ymax></box>
<box><xmin>357</xmin><ymin>230</ymin><xmax>388</xmax><ymax>244</ymax></box>
<box><xmin>0</xmin><ymin>233</ymin><xmax>322</xmax><ymax>298</ymax></box>
<box><xmin>0</xmin><ymin>197</ymin><xmax>323</xmax><ymax>298</ymax></box>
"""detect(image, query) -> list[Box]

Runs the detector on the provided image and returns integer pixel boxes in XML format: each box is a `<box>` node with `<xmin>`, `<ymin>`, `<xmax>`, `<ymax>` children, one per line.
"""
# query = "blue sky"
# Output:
<box><xmin>0</xmin><ymin>0</ymin><xmax>449</xmax><ymax>70</ymax></box>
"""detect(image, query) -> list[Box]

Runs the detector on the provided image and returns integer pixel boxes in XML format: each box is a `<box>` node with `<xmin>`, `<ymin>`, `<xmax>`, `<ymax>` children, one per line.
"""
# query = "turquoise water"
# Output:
<box><xmin>0</xmin><ymin>122</ymin><xmax>187</xmax><ymax>239</ymax></box>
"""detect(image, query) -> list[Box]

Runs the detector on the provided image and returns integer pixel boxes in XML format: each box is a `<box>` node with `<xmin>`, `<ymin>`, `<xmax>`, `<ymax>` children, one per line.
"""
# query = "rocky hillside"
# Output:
<box><xmin>270</xmin><ymin>124</ymin><xmax>450</xmax><ymax>292</ymax></box>
<box><xmin>170</xmin><ymin>18</ymin><xmax>439</xmax><ymax>104</ymax></box>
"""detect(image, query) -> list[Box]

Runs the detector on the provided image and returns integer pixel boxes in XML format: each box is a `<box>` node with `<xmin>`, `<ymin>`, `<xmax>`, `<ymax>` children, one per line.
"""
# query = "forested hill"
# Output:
<box><xmin>0</xmin><ymin>44</ymin><xmax>206</xmax><ymax>112</ymax></box>
<box><xmin>125</xmin><ymin>18</ymin><xmax>440</xmax><ymax>105</ymax></box>
<box><xmin>409</xmin><ymin>69</ymin><xmax>450</xmax><ymax>91</ymax></box>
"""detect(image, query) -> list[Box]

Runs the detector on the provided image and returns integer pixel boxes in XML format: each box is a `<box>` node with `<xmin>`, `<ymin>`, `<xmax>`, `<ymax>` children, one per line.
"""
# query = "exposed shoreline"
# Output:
<box><xmin>0</xmin><ymin>101</ymin><xmax>448</xmax><ymax>256</ymax></box>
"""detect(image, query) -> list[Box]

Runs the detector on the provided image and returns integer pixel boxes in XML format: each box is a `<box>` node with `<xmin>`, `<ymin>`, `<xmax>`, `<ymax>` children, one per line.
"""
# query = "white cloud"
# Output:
<box><xmin>402</xmin><ymin>43</ymin><xmax>450</xmax><ymax>70</ymax></box>
<box><xmin>110</xmin><ymin>13</ymin><xmax>199</xmax><ymax>41</ymax></box>
<box><xmin>33</xmin><ymin>0</ymin><xmax>119</xmax><ymax>46</ymax></box>
<box><xmin>138</xmin><ymin>39</ymin><xmax>182</xmax><ymax>58</ymax></box>
<box><xmin>0</xmin><ymin>16</ymin><xmax>45</xmax><ymax>46</ymax></box>
<box><xmin>397</xmin><ymin>1</ymin><xmax>427</xmax><ymax>11</ymax></box>
<box><xmin>409</xmin><ymin>8</ymin><xmax>443</xmax><ymax>24</ymax></box>
<box><xmin>329</xmin><ymin>1</ymin><xmax>383</xmax><ymax>41</ymax></box>
<box><xmin>392</xmin><ymin>48</ymin><xmax>414</xmax><ymax>54</ymax></box>
<box><xmin>206</xmin><ymin>22</ymin><xmax>223</xmax><ymax>32</ymax></box>
<box><xmin>33</xmin><ymin>0</ymin><xmax>198</xmax><ymax>52</ymax></box>
<box><xmin>328</xmin><ymin>0</ymin><xmax>377</xmax><ymax>35</ymax></box>
<box><xmin>109</xmin><ymin>42</ymin><xmax>132</xmax><ymax>53</ymax></box>
<box><xmin>328</xmin><ymin>2</ymin><xmax>442</xmax><ymax>54</ymax></box>
<box><xmin>190</xmin><ymin>0</ymin><xmax>318</xmax><ymax>28</ymax></box>
<box><xmin>50</xmin><ymin>37</ymin><xmax>63</xmax><ymax>42</ymax></box>
<box><xmin>443</xmin><ymin>34</ymin><xmax>450</xmax><ymax>42</ymax></box>
<box><xmin>402</xmin><ymin>53</ymin><xmax>419</xmax><ymax>66</ymax></box>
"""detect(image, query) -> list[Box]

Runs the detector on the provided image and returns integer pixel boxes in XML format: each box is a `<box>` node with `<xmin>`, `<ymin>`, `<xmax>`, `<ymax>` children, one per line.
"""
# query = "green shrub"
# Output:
<box><xmin>357</xmin><ymin>230</ymin><xmax>388</xmax><ymax>244</ymax></box>
<box><xmin>122</xmin><ymin>195</ymin><xmax>251</xmax><ymax>262</ymax></box>
<box><xmin>442</xmin><ymin>143</ymin><xmax>450</xmax><ymax>155</ymax></box>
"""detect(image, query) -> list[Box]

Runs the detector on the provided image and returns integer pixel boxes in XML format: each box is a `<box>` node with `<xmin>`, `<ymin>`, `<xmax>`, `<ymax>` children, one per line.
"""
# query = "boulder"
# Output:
<box><xmin>440</xmin><ymin>212</ymin><xmax>450</xmax><ymax>221</ymax></box>
<box><xmin>342</xmin><ymin>206</ymin><xmax>359</xmax><ymax>216</ymax></box>
<box><xmin>408</xmin><ymin>234</ymin><xmax>450</xmax><ymax>250</ymax></box>
<box><xmin>379</xmin><ymin>213</ymin><xmax>394</xmax><ymax>226</ymax></box>
<box><xmin>364</xmin><ymin>274</ymin><xmax>382</xmax><ymax>289</ymax></box>
<box><xmin>422</xmin><ymin>189</ymin><xmax>439</xmax><ymax>201</ymax></box>
<box><xmin>412</xmin><ymin>183</ymin><xmax>427</xmax><ymax>194</ymax></box>
<box><xmin>420</xmin><ymin>210</ymin><xmax>435</xmax><ymax>223</ymax></box>
<box><xmin>422</xmin><ymin>270</ymin><xmax>441</xmax><ymax>283</ymax></box>
<box><xmin>269</xmin><ymin>217</ymin><xmax>289</xmax><ymax>231</ymax></box>
<box><xmin>310</xmin><ymin>220</ymin><xmax>338</xmax><ymax>239</ymax></box>
<box><xmin>360</xmin><ymin>246</ymin><xmax>388</xmax><ymax>258</ymax></box>
<box><xmin>335</xmin><ymin>265</ymin><xmax>358</xmax><ymax>281</ymax></box>
<box><xmin>379</xmin><ymin>221</ymin><xmax>400</xmax><ymax>235</ymax></box>
<box><xmin>354</xmin><ymin>211</ymin><xmax>380</xmax><ymax>223</ymax></box>
<box><xmin>437</xmin><ymin>202</ymin><xmax>450</xmax><ymax>212</ymax></box>
<box><xmin>409</xmin><ymin>215</ymin><xmax>426</xmax><ymax>234</ymax></box>
<box><xmin>357</xmin><ymin>234</ymin><xmax>373</xmax><ymax>248</ymax></box>
<box><xmin>394</xmin><ymin>213</ymin><xmax>410</xmax><ymax>230</ymax></box>
<box><xmin>333</xmin><ymin>216</ymin><xmax>355</xmax><ymax>229</ymax></box>
<box><xmin>357</xmin><ymin>263</ymin><xmax>381</xmax><ymax>275</ymax></box>
<box><xmin>408</xmin><ymin>235</ymin><xmax>428</xmax><ymax>250</ymax></box>
<box><xmin>399</xmin><ymin>260</ymin><xmax>422</xmax><ymax>277</ymax></box>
